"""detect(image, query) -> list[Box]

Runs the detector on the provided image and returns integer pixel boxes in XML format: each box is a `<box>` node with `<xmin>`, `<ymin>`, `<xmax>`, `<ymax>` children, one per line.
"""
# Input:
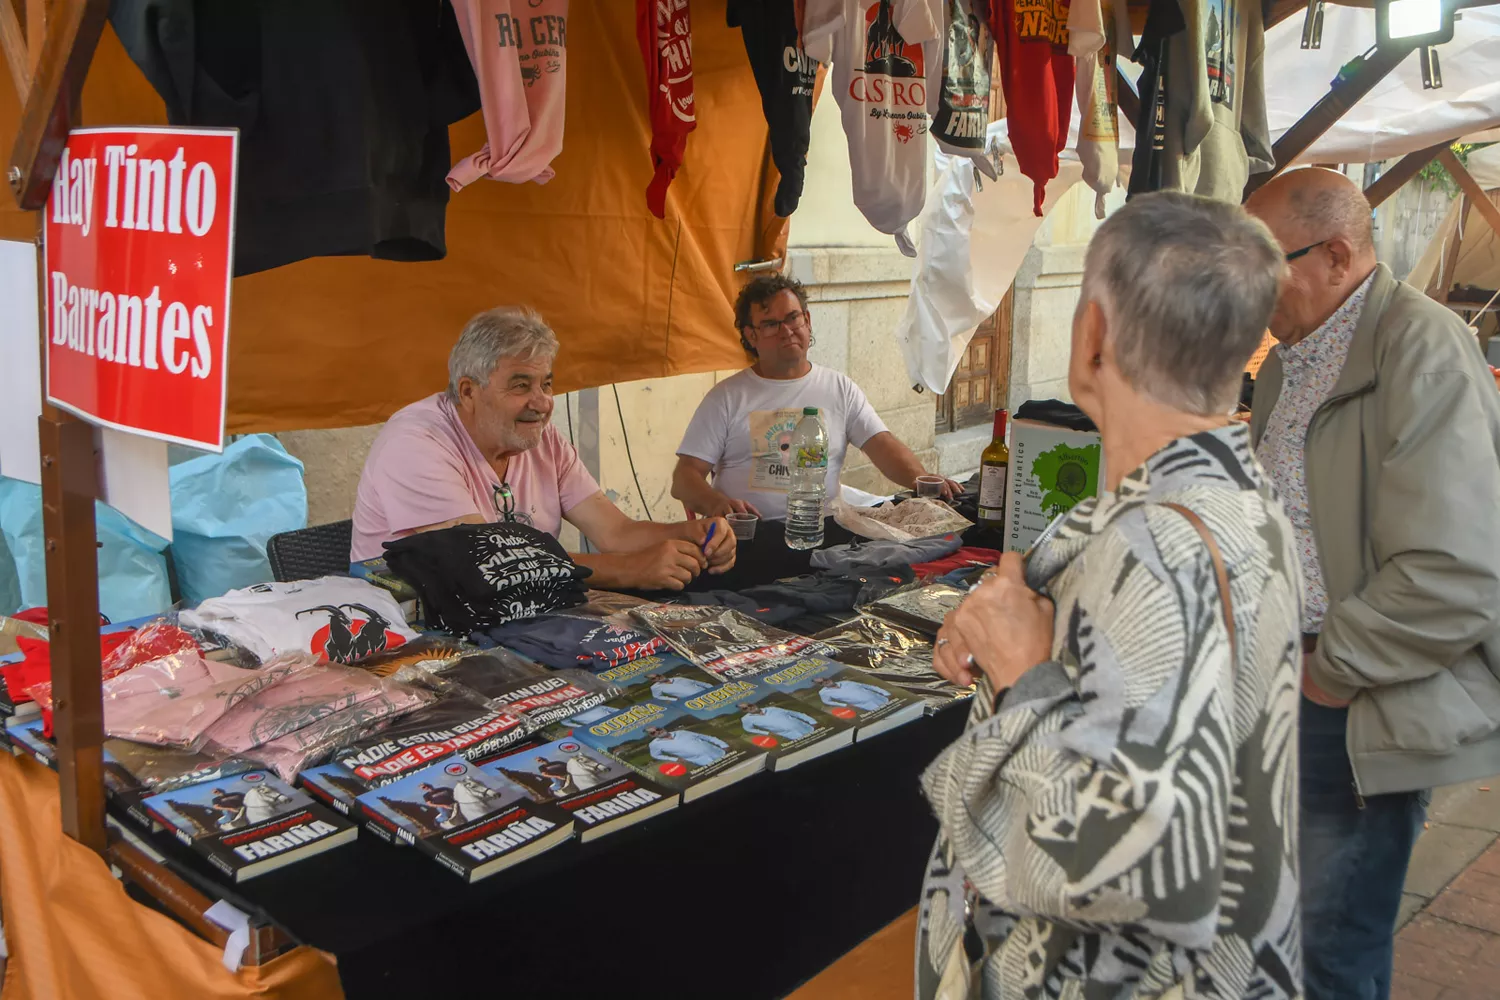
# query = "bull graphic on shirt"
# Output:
<box><xmin>863</xmin><ymin>0</ymin><xmax>920</xmax><ymax>78</ymax></box>
<box><xmin>295</xmin><ymin>603</ymin><xmax>399</xmax><ymax>664</ymax></box>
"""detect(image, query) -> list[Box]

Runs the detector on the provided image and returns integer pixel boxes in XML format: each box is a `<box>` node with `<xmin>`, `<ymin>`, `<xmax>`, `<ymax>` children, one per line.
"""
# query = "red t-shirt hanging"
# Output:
<box><xmin>992</xmin><ymin>0</ymin><xmax>1074</xmax><ymax>214</ymax></box>
<box><xmin>637</xmin><ymin>0</ymin><xmax>698</xmax><ymax>218</ymax></box>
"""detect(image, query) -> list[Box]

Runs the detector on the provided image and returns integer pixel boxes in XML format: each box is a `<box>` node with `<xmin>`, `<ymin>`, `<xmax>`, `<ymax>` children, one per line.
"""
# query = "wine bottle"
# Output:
<box><xmin>978</xmin><ymin>409</ymin><xmax>1009</xmax><ymax>527</ymax></box>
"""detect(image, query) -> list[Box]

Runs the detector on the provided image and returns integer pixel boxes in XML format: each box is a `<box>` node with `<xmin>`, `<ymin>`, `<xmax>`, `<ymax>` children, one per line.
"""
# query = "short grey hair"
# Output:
<box><xmin>1082</xmin><ymin>192</ymin><xmax>1286</xmax><ymax>415</ymax></box>
<box><xmin>446</xmin><ymin>307</ymin><xmax>559</xmax><ymax>401</ymax></box>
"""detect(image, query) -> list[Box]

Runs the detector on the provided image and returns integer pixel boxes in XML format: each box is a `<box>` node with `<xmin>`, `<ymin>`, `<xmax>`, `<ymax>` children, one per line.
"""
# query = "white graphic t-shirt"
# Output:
<box><xmin>676</xmin><ymin>365</ymin><xmax>888</xmax><ymax>520</ymax></box>
<box><xmin>803</xmin><ymin>0</ymin><xmax>942</xmax><ymax>256</ymax></box>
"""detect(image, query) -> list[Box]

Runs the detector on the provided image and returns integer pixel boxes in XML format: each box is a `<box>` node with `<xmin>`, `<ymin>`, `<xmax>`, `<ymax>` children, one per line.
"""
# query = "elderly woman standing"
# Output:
<box><xmin>920</xmin><ymin>193</ymin><xmax>1305</xmax><ymax>1000</ymax></box>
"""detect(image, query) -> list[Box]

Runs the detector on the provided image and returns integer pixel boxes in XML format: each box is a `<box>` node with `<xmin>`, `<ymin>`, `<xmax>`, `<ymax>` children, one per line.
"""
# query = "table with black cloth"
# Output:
<box><xmin>113</xmin><ymin>516</ymin><xmax>975</xmax><ymax>999</ymax></box>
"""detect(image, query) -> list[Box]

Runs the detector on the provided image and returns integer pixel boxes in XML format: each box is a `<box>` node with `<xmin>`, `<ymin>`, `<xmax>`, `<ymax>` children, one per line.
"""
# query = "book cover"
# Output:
<box><xmin>7</xmin><ymin>717</ymin><xmax>54</xmax><ymax>768</ymax></box>
<box><xmin>812</xmin><ymin>616</ymin><xmax>972</xmax><ymax>710</ymax></box>
<box><xmin>755</xmin><ymin>656</ymin><xmax>927</xmax><ymax>742</ymax></box>
<box><xmin>589</xmin><ymin>652</ymin><xmax>718</xmax><ymax>709</ymax></box>
<box><xmin>143</xmin><ymin>771</ymin><xmax>357</xmax><ymax>881</ymax></box>
<box><xmin>331</xmin><ymin>697</ymin><xmax>534</xmax><ymax>787</ymax></box>
<box><xmin>356</xmin><ymin>757</ymin><xmax>573</xmax><ymax>882</ymax></box>
<box><xmin>563</xmin><ymin>699</ymin><xmax>766</xmax><ymax>803</ymax></box>
<box><xmin>1004</xmin><ymin>419</ymin><xmax>1103</xmax><ymax>552</ymax></box>
<box><xmin>480</xmin><ymin>735</ymin><xmax>677</xmax><ymax>842</ymax></box>
<box><xmin>676</xmin><ymin>677</ymin><xmax>854</xmax><ymax>771</ymax></box>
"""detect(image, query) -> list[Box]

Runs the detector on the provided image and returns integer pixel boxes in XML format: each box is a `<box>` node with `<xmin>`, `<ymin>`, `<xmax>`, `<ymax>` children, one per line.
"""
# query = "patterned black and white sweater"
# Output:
<box><xmin>917</xmin><ymin>423</ymin><xmax>1304</xmax><ymax>1000</ymax></box>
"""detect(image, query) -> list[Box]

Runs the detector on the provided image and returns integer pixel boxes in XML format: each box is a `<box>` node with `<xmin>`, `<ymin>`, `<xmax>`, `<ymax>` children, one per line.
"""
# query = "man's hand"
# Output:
<box><xmin>1302</xmin><ymin>649</ymin><xmax>1351</xmax><ymax>708</ymax></box>
<box><xmin>932</xmin><ymin>477</ymin><xmax>964</xmax><ymax>500</ymax></box>
<box><xmin>682</xmin><ymin>516</ymin><xmax>737</xmax><ymax>574</ymax></box>
<box><xmin>631</xmin><ymin>539</ymin><xmax>708</xmax><ymax>591</ymax></box>
<box><xmin>701</xmin><ymin>494</ymin><xmax>761</xmax><ymax>519</ymax></box>
<box><xmin>933</xmin><ymin>552</ymin><xmax>1053</xmax><ymax>691</ymax></box>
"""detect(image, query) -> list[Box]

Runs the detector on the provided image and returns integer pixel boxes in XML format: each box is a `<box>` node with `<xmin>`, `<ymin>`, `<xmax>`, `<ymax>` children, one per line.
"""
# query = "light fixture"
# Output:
<box><xmin>1376</xmin><ymin>0</ymin><xmax>1455</xmax><ymax>46</ymax></box>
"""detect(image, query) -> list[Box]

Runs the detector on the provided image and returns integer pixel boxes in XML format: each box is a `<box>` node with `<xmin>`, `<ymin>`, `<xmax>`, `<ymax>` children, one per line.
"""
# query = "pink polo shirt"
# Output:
<box><xmin>350</xmin><ymin>394</ymin><xmax>601</xmax><ymax>561</ymax></box>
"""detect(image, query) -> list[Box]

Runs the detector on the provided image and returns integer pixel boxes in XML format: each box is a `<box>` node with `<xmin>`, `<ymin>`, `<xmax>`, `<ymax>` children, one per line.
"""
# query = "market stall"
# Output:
<box><xmin>2</xmin><ymin>0</ymin><xmax>1489</xmax><ymax>998</ymax></box>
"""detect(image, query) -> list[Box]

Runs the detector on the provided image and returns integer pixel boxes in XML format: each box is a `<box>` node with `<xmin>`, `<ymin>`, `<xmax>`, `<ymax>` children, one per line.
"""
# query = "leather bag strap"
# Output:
<box><xmin>1161</xmin><ymin>502</ymin><xmax>1237</xmax><ymax>666</ymax></box>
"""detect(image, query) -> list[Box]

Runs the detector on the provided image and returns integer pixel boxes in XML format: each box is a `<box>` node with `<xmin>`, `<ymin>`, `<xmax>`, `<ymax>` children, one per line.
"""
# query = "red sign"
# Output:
<box><xmin>44</xmin><ymin>127</ymin><xmax>238</xmax><ymax>451</ymax></box>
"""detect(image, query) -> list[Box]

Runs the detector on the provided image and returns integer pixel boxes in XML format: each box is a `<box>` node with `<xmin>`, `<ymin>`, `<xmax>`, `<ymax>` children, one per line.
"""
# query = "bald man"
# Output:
<box><xmin>1248</xmin><ymin>168</ymin><xmax>1500</xmax><ymax>1000</ymax></box>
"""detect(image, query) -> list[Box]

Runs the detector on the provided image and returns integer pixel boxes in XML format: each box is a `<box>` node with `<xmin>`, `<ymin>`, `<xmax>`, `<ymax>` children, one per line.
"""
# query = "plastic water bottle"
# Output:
<box><xmin>785</xmin><ymin>406</ymin><xmax>828</xmax><ymax>550</ymax></box>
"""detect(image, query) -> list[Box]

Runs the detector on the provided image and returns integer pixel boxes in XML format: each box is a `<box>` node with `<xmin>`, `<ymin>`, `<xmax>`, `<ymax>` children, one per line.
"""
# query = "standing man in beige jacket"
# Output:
<box><xmin>1248</xmin><ymin>167</ymin><xmax>1500</xmax><ymax>1000</ymax></box>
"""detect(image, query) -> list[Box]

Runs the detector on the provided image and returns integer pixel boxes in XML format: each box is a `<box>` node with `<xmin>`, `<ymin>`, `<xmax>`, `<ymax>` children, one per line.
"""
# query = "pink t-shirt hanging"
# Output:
<box><xmin>447</xmin><ymin>0</ymin><xmax>570</xmax><ymax>191</ymax></box>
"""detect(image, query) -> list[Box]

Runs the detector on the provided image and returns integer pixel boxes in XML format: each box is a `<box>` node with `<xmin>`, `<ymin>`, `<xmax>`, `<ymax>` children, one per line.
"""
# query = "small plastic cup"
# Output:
<box><xmin>727</xmin><ymin>512</ymin><xmax>759</xmax><ymax>541</ymax></box>
<box><xmin>915</xmin><ymin>475</ymin><xmax>946</xmax><ymax>498</ymax></box>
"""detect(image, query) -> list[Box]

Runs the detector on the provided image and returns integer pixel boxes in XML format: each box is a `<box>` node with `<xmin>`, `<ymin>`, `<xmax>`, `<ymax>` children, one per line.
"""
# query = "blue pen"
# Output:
<box><xmin>701</xmin><ymin>521</ymin><xmax>717</xmax><ymax>554</ymax></box>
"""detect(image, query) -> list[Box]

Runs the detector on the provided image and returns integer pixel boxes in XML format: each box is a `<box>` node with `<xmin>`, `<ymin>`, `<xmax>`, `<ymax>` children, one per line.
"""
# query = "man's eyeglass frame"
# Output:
<box><xmin>1285</xmin><ymin>239</ymin><xmax>1330</xmax><ymax>263</ymax></box>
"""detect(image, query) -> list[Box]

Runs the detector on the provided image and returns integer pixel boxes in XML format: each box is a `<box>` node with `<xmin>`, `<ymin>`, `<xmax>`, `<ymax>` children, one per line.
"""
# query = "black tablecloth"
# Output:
<box><xmin>128</xmin><ymin>704</ymin><xmax>965</xmax><ymax>1000</ymax></box>
<box><xmin>115</xmin><ymin>517</ymin><xmax>973</xmax><ymax>999</ymax></box>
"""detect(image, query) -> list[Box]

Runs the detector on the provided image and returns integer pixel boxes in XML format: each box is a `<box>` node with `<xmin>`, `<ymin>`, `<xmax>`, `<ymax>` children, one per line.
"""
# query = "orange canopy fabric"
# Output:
<box><xmin>0</xmin><ymin>2</ymin><xmax>781</xmax><ymax>432</ymax></box>
<box><xmin>0</xmin><ymin>752</ymin><xmax>344</xmax><ymax>1000</ymax></box>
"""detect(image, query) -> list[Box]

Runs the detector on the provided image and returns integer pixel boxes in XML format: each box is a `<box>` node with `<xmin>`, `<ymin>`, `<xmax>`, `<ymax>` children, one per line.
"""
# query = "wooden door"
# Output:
<box><xmin>936</xmin><ymin>287</ymin><xmax>1013</xmax><ymax>433</ymax></box>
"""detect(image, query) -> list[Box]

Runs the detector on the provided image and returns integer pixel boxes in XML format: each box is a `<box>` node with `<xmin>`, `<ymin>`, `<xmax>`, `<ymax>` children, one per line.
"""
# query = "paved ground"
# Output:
<box><xmin>1393</xmin><ymin>778</ymin><xmax>1500</xmax><ymax>1000</ymax></box>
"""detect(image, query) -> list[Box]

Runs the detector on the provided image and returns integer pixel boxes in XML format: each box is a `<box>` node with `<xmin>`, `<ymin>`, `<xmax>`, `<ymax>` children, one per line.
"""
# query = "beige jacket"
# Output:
<box><xmin>1252</xmin><ymin>263</ymin><xmax>1500</xmax><ymax>795</ymax></box>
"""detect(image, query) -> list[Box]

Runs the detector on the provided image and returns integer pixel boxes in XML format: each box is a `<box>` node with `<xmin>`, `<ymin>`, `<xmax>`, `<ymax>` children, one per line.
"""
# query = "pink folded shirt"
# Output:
<box><xmin>202</xmin><ymin>662</ymin><xmax>400</xmax><ymax>755</ymax></box>
<box><xmin>102</xmin><ymin>652</ymin><xmax>299</xmax><ymax>749</ymax></box>
<box><xmin>246</xmin><ymin>685</ymin><xmax>433</xmax><ymax>782</ymax></box>
<box><xmin>447</xmin><ymin>0</ymin><xmax>570</xmax><ymax>191</ymax></box>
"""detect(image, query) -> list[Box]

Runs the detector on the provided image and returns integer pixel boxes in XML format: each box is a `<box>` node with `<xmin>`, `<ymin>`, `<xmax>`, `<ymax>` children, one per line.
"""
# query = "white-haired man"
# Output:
<box><xmin>352</xmin><ymin>308</ymin><xmax>735</xmax><ymax>591</ymax></box>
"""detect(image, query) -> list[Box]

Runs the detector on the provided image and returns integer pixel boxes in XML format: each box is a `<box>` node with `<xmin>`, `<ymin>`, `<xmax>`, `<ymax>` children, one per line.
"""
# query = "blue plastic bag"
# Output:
<box><xmin>168</xmin><ymin>434</ymin><xmax>307</xmax><ymax>604</ymax></box>
<box><xmin>0</xmin><ymin>477</ymin><xmax>173</xmax><ymax>622</ymax></box>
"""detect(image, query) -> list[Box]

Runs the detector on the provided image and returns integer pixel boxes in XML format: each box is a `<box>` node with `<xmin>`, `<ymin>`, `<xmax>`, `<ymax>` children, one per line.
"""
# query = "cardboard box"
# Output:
<box><xmin>1003</xmin><ymin>419</ymin><xmax>1103</xmax><ymax>552</ymax></box>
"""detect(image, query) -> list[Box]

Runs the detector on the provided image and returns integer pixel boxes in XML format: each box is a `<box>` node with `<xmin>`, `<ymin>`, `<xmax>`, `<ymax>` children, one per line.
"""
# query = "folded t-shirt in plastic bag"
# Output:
<box><xmin>473</xmin><ymin>614</ymin><xmax>668</xmax><ymax>671</ymax></box>
<box><xmin>630</xmin><ymin>604</ymin><xmax>839</xmax><ymax>681</ymax></box>
<box><xmin>863</xmin><ymin>584</ymin><xmax>968</xmax><ymax>636</ymax></box>
<box><xmin>201</xmin><ymin>659</ymin><xmax>414</xmax><ymax>755</ymax></box>
<box><xmin>102</xmin><ymin>652</ymin><xmax>300</xmax><ymax>749</ymax></box>
<box><xmin>179</xmin><ymin>577</ymin><xmax>419</xmax><ymax>664</ymax></box>
<box><xmin>102</xmin><ymin>738</ymin><xmax>260</xmax><ymax>795</ymax></box>
<box><xmin>407</xmin><ymin>650</ymin><xmax>618</xmax><ymax>729</ymax></box>
<box><xmin>28</xmin><ymin>620</ymin><xmax>204</xmax><ymax>735</ymax></box>
<box><xmin>811</xmin><ymin>615</ymin><xmax>971</xmax><ymax>705</ymax></box>
<box><xmin>244</xmin><ymin>684</ymin><xmax>434</xmax><ymax>782</ymax></box>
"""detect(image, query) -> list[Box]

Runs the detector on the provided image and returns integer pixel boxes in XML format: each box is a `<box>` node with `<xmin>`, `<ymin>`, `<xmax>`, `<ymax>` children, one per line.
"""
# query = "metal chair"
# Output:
<box><xmin>265</xmin><ymin>519</ymin><xmax>354</xmax><ymax>582</ymax></box>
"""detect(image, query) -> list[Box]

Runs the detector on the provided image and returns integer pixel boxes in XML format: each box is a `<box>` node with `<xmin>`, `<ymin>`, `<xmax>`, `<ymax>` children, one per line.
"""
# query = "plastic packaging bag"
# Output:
<box><xmin>100</xmin><ymin>651</ymin><xmax>301</xmax><ymax>749</ymax></box>
<box><xmin>201</xmin><ymin>657</ymin><xmax>419</xmax><ymax>755</ymax></box>
<box><xmin>0</xmin><ymin>477</ymin><xmax>172</xmax><ymax>622</ymax></box>
<box><xmin>168</xmin><ymin>435</ymin><xmax>308</xmax><ymax>605</ymax></box>
<box><xmin>244</xmin><ymin>684</ymin><xmax>434</xmax><ymax>782</ymax></box>
<box><xmin>103</xmin><ymin>738</ymin><xmax>261</xmax><ymax>794</ymax></box>
<box><xmin>830</xmin><ymin>497</ymin><xmax>973</xmax><ymax>542</ymax></box>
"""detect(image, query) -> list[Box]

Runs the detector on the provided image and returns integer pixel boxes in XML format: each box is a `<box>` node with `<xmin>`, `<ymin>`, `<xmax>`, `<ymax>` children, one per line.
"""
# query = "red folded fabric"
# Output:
<box><xmin>911</xmin><ymin>546</ymin><xmax>1002</xmax><ymax>578</ymax></box>
<box><xmin>4</xmin><ymin>631</ymin><xmax>136</xmax><ymax>737</ymax></box>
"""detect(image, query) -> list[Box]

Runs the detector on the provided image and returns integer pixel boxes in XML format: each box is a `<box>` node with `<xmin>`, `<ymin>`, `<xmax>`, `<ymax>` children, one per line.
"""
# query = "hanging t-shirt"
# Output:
<box><xmin>1071</xmin><ymin>0</ymin><xmax>1133</xmax><ymax>213</ymax></box>
<box><xmin>990</xmin><ymin>0</ymin><xmax>1075</xmax><ymax>214</ymax></box>
<box><xmin>180</xmin><ymin>578</ymin><xmax>419</xmax><ymax>664</ymax></box>
<box><xmin>803</xmin><ymin>0</ymin><xmax>942</xmax><ymax>256</ymax></box>
<box><xmin>1126</xmin><ymin>0</ymin><xmax>1184</xmax><ymax>198</ymax></box>
<box><xmin>447</xmin><ymin>0</ymin><xmax>570</xmax><ymax>191</ymax></box>
<box><xmin>728</xmin><ymin>0</ymin><xmax>817</xmax><ymax>217</ymax></box>
<box><xmin>675</xmin><ymin>365</ymin><xmax>888</xmax><ymax>520</ymax></box>
<box><xmin>637</xmin><ymin>0</ymin><xmax>697</xmax><ymax>218</ymax></box>
<box><xmin>351</xmin><ymin>393</ymin><xmax>602</xmax><ymax>561</ymax></box>
<box><xmin>932</xmin><ymin>0</ymin><xmax>996</xmax><ymax>177</ymax></box>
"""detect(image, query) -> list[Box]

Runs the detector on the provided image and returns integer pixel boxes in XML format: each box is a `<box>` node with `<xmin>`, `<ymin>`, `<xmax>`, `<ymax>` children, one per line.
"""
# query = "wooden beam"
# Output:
<box><xmin>6</xmin><ymin>0</ymin><xmax>108</xmax><ymax>211</ymax></box>
<box><xmin>1245</xmin><ymin>40</ymin><xmax>1417</xmax><ymax>199</ymax></box>
<box><xmin>0</xmin><ymin>0</ymin><xmax>28</xmax><ymax>101</ymax></box>
<box><xmin>1437</xmin><ymin>195</ymin><xmax>1468</xmax><ymax>302</ymax></box>
<box><xmin>1364</xmin><ymin>142</ymin><xmax>1450</xmax><ymax>208</ymax></box>
<box><xmin>1438</xmin><ymin>149</ymin><xmax>1500</xmax><ymax>257</ymax></box>
<box><xmin>1115</xmin><ymin>68</ymin><xmax>1140</xmax><ymax>136</ymax></box>
<box><xmin>39</xmin><ymin>399</ymin><xmax>106</xmax><ymax>853</ymax></box>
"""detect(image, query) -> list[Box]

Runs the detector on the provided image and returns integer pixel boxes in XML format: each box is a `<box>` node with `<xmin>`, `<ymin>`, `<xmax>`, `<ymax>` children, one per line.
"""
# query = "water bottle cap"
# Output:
<box><xmin>803</xmin><ymin>406</ymin><xmax>819</xmax><ymax>416</ymax></box>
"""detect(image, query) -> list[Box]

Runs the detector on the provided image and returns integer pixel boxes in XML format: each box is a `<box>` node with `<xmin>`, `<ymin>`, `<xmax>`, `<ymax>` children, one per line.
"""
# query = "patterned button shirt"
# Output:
<box><xmin>1258</xmin><ymin>271</ymin><xmax>1375</xmax><ymax>633</ymax></box>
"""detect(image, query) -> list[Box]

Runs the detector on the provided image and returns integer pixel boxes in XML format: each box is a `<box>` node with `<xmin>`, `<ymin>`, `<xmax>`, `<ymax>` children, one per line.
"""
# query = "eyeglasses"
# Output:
<box><xmin>752</xmin><ymin>310</ymin><xmax>809</xmax><ymax>335</ymax></box>
<box><xmin>492</xmin><ymin>482</ymin><xmax>516</xmax><ymax>522</ymax></box>
<box><xmin>1285</xmin><ymin>239</ymin><xmax>1330</xmax><ymax>262</ymax></box>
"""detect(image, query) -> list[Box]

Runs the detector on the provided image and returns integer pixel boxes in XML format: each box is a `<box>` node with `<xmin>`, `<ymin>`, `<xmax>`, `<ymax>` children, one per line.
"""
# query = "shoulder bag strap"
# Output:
<box><xmin>1161</xmin><ymin>502</ymin><xmax>1237</xmax><ymax>666</ymax></box>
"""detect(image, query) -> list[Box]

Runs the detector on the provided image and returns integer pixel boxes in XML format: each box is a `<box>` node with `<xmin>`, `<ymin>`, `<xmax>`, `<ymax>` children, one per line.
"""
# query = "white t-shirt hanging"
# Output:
<box><xmin>181</xmin><ymin>578</ymin><xmax>419</xmax><ymax>665</ymax></box>
<box><xmin>675</xmin><ymin>365</ymin><xmax>888</xmax><ymax>520</ymax></box>
<box><xmin>803</xmin><ymin>0</ymin><xmax>942</xmax><ymax>257</ymax></box>
<box><xmin>1072</xmin><ymin>0</ymin><xmax>1134</xmax><ymax>215</ymax></box>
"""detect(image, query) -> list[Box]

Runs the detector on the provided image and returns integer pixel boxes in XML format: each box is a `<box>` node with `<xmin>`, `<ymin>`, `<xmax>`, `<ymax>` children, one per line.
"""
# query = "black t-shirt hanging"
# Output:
<box><xmin>728</xmin><ymin>0</ymin><xmax>816</xmax><ymax>218</ymax></box>
<box><xmin>933</xmin><ymin>0</ymin><xmax>996</xmax><ymax>175</ymax></box>
<box><xmin>1127</xmin><ymin>0</ymin><xmax>1187</xmax><ymax>198</ymax></box>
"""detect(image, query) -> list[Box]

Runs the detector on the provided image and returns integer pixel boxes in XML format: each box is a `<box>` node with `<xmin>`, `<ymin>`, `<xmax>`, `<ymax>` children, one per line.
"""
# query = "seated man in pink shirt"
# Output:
<box><xmin>352</xmin><ymin>308</ymin><xmax>735</xmax><ymax>591</ymax></box>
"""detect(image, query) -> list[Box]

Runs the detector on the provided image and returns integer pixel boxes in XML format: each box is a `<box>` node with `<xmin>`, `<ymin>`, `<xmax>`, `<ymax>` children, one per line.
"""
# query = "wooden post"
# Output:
<box><xmin>1438</xmin><ymin>148</ymin><xmax>1500</xmax><ymax>247</ymax></box>
<box><xmin>1364</xmin><ymin>142</ymin><xmax>1451</xmax><ymax>209</ymax></box>
<box><xmin>1436</xmin><ymin>195</ymin><xmax>1468</xmax><ymax>303</ymax></box>
<box><xmin>5</xmin><ymin>0</ymin><xmax>111</xmax><ymax>853</ymax></box>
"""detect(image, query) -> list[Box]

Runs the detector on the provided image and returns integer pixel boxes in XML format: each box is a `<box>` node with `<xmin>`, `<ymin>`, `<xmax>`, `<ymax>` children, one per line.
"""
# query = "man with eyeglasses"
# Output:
<box><xmin>673</xmin><ymin>274</ymin><xmax>956</xmax><ymax>520</ymax></box>
<box><xmin>1247</xmin><ymin>167</ymin><xmax>1500</xmax><ymax>1000</ymax></box>
<box><xmin>351</xmin><ymin>307</ymin><xmax>735</xmax><ymax>591</ymax></box>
